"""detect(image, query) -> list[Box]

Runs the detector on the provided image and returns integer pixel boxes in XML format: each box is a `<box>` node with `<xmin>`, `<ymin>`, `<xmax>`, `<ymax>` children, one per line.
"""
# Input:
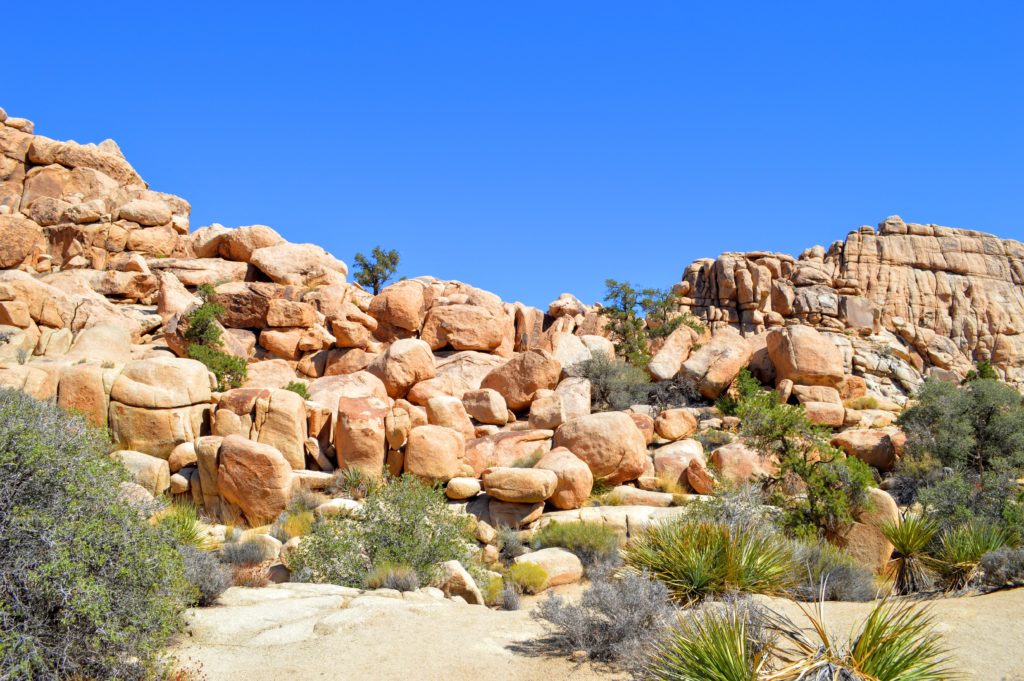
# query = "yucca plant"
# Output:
<box><xmin>883</xmin><ymin>514</ymin><xmax>939</xmax><ymax>595</ymax></box>
<box><xmin>157</xmin><ymin>501</ymin><xmax>212</xmax><ymax>550</ymax></box>
<box><xmin>623</xmin><ymin>519</ymin><xmax>796</xmax><ymax>604</ymax></box>
<box><xmin>767</xmin><ymin>597</ymin><xmax>961</xmax><ymax>681</ymax></box>
<box><xmin>932</xmin><ymin>522</ymin><xmax>1011</xmax><ymax>591</ymax></box>
<box><xmin>646</xmin><ymin>605</ymin><xmax>767</xmax><ymax>681</ymax></box>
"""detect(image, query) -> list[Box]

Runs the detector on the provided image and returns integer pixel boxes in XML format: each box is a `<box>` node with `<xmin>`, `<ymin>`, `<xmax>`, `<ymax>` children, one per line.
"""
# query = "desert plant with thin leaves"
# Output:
<box><xmin>932</xmin><ymin>521</ymin><xmax>1012</xmax><ymax>591</ymax></box>
<box><xmin>883</xmin><ymin>514</ymin><xmax>940</xmax><ymax>595</ymax></box>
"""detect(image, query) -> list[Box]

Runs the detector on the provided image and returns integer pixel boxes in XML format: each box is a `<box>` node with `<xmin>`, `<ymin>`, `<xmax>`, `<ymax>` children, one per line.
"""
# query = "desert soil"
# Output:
<box><xmin>176</xmin><ymin>583</ymin><xmax>1024</xmax><ymax>681</ymax></box>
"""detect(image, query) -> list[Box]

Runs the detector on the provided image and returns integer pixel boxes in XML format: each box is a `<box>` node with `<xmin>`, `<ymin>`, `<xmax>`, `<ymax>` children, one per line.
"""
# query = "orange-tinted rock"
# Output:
<box><xmin>481</xmin><ymin>467</ymin><xmax>557</xmax><ymax>503</ymax></box>
<box><xmin>479</xmin><ymin>349</ymin><xmax>561</xmax><ymax>411</ymax></box>
<box><xmin>766</xmin><ymin>325</ymin><xmax>845</xmax><ymax>388</ymax></box>
<box><xmin>367</xmin><ymin>338</ymin><xmax>436</xmax><ymax>398</ymax></box>
<box><xmin>654</xmin><ymin>408</ymin><xmax>698</xmax><ymax>441</ymax></box>
<box><xmin>553</xmin><ymin>412</ymin><xmax>647</xmax><ymax>484</ymax></box>
<box><xmin>217</xmin><ymin>435</ymin><xmax>296</xmax><ymax>524</ymax></box>
<box><xmin>535</xmin><ymin>447</ymin><xmax>593</xmax><ymax>510</ymax></box>
<box><xmin>336</xmin><ymin>396</ymin><xmax>388</xmax><ymax>479</ymax></box>
<box><xmin>404</xmin><ymin>425</ymin><xmax>471</xmax><ymax>483</ymax></box>
<box><xmin>709</xmin><ymin>442</ymin><xmax>776</xmax><ymax>486</ymax></box>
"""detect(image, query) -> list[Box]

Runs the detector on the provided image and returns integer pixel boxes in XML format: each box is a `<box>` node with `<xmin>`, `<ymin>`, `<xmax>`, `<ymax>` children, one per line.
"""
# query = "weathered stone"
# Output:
<box><xmin>462</xmin><ymin>388</ymin><xmax>508</xmax><ymax>426</ymax></box>
<box><xmin>680</xmin><ymin>327</ymin><xmax>752</xmax><ymax>399</ymax></box>
<box><xmin>112</xmin><ymin>450</ymin><xmax>171</xmax><ymax>496</ymax></box>
<box><xmin>513</xmin><ymin>548</ymin><xmax>582</xmax><ymax>587</ymax></box>
<box><xmin>445</xmin><ymin>477</ymin><xmax>482</xmax><ymax>500</ymax></box>
<box><xmin>426</xmin><ymin>395</ymin><xmax>475</xmax><ymax>439</ymax></box>
<box><xmin>438</xmin><ymin>561</ymin><xmax>484</xmax><ymax>605</ymax></box>
<box><xmin>217</xmin><ymin>435</ymin><xmax>296</xmax><ymax>524</ymax></box>
<box><xmin>709</xmin><ymin>442</ymin><xmax>776</xmax><ymax>486</ymax></box>
<box><xmin>420</xmin><ymin>304</ymin><xmax>504</xmax><ymax>352</ymax></box>
<box><xmin>481</xmin><ymin>467</ymin><xmax>557</xmax><ymax>503</ymax></box>
<box><xmin>840</xmin><ymin>488</ymin><xmax>899</xmax><ymax>573</ymax></box>
<box><xmin>336</xmin><ymin>396</ymin><xmax>388</xmax><ymax>479</ymax></box>
<box><xmin>479</xmin><ymin>349</ymin><xmax>561</xmax><ymax>411</ymax></box>
<box><xmin>831</xmin><ymin>429</ymin><xmax>900</xmax><ymax>471</ymax></box>
<box><xmin>767</xmin><ymin>326</ymin><xmax>845</xmax><ymax>388</ymax></box>
<box><xmin>110</xmin><ymin>357</ymin><xmax>212</xmax><ymax>409</ymax></box>
<box><xmin>367</xmin><ymin>338</ymin><xmax>436</xmax><ymax>399</ymax></box>
<box><xmin>535</xmin><ymin>447</ymin><xmax>593</xmax><ymax>510</ymax></box>
<box><xmin>648</xmin><ymin>325</ymin><xmax>699</xmax><ymax>381</ymax></box>
<box><xmin>654</xmin><ymin>408</ymin><xmax>698</xmax><ymax>441</ymax></box>
<box><xmin>404</xmin><ymin>425</ymin><xmax>471</xmax><ymax>483</ymax></box>
<box><xmin>553</xmin><ymin>412</ymin><xmax>647</xmax><ymax>484</ymax></box>
<box><xmin>249</xmin><ymin>243</ymin><xmax>347</xmax><ymax>287</ymax></box>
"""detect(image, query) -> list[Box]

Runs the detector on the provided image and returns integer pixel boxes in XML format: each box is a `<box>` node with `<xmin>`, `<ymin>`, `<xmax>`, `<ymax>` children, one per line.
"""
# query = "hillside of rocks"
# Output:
<box><xmin>2</xmin><ymin>105</ymin><xmax>1023</xmax><ymax>574</ymax></box>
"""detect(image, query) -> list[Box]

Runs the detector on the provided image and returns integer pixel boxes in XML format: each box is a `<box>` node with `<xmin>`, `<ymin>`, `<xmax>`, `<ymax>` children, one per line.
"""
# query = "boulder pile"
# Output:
<box><xmin>0</xmin><ymin>106</ymin><xmax>1015</xmax><ymax>575</ymax></box>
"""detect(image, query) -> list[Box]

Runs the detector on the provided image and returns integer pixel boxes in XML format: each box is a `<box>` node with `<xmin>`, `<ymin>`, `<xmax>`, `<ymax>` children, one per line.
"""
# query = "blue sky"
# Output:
<box><xmin>6</xmin><ymin>2</ymin><xmax>1023</xmax><ymax>308</ymax></box>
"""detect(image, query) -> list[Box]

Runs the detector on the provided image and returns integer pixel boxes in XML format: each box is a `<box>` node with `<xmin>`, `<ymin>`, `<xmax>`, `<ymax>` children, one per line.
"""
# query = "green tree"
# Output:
<box><xmin>353</xmin><ymin>246</ymin><xmax>400</xmax><ymax>294</ymax></box>
<box><xmin>738</xmin><ymin>390</ymin><xmax>873</xmax><ymax>539</ymax></box>
<box><xmin>964</xmin><ymin>360</ymin><xmax>999</xmax><ymax>383</ymax></box>
<box><xmin>599</xmin><ymin>280</ymin><xmax>703</xmax><ymax>367</ymax></box>
<box><xmin>0</xmin><ymin>389</ymin><xmax>188</xmax><ymax>679</ymax></box>
<box><xmin>180</xmin><ymin>282</ymin><xmax>247</xmax><ymax>390</ymax></box>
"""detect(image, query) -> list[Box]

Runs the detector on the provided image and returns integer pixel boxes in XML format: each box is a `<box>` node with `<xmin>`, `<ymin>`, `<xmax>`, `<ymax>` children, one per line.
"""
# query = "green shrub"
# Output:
<box><xmin>364</xmin><ymin>563</ymin><xmax>420</xmax><ymax>591</ymax></box>
<box><xmin>575</xmin><ymin>352</ymin><xmax>653</xmax><ymax>411</ymax></box>
<box><xmin>883</xmin><ymin>514</ymin><xmax>939</xmax><ymax>595</ymax></box>
<box><xmin>507</xmin><ymin>561</ymin><xmax>549</xmax><ymax>594</ymax></box>
<box><xmin>715</xmin><ymin>368</ymin><xmax>764</xmax><ymax>416</ymax></box>
<box><xmin>964</xmin><ymin>360</ymin><xmax>999</xmax><ymax>382</ymax></box>
<box><xmin>531</xmin><ymin>521</ymin><xmax>620</xmax><ymax>568</ymax></box>
<box><xmin>270</xmin><ymin>509</ymin><xmax>315</xmax><ymax>541</ymax></box>
<box><xmin>645</xmin><ymin>602</ymin><xmax>765</xmax><ymax>681</ymax></box>
<box><xmin>598</xmin><ymin>279</ymin><xmax>704</xmax><ymax>368</ymax></box>
<box><xmin>284</xmin><ymin>380</ymin><xmax>311</xmax><ymax>400</ymax></box>
<box><xmin>0</xmin><ymin>389</ymin><xmax>188</xmax><ymax>680</ymax></box>
<box><xmin>790</xmin><ymin>540</ymin><xmax>876</xmax><ymax>602</ymax></box>
<box><xmin>187</xmin><ymin>343</ymin><xmax>247</xmax><ymax>391</ymax></box>
<box><xmin>353</xmin><ymin>246</ymin><xmax>400</xmax><ymax>295</ymax></box>
<box><xmin>290</xmin><ymin>474</ymin><xmax>473</xmax><ymax>587</ymax></box>
<box><xmin>844</xmin><ymin>395</ymin><xmax>881</xmax><ymax>410</ymax></box>
<box><xmin>914</xmin><ymin>466</ymin><xmax>1024</xmax><ymax>541</ymax></box>
<box><xmin>329</xmin><ymin>466</ymin><xmax>377</xmax><ymax>500</ymax></box>
<box><xmin>182</xmin><ymin>286</ymin><xmax>225</xmax><ymax>347</ymax></box>
<box><xmin>496</xmin><ymin>525</ymin><xmax>528</xmax><ymax>563</ymax></box>
<box><xmin>622</xmin><ymin>519</ymin><xmax>796</xmax><ymax>604</ymax></box>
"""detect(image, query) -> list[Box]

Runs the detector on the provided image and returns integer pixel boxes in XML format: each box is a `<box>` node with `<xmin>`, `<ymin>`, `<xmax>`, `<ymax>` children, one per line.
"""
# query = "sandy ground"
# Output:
<box><xmin>176</xmin><ymin>583</ymin><xmax>1024</xmax><ymax>681</ymax></box>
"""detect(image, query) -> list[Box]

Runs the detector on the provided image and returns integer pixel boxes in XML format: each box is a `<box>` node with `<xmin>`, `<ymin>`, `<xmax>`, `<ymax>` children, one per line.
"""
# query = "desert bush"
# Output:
<box><xmin>288</xmin><ymin>487</ymin><xmax>329</xmax><ymax>513</ymax></box>
<box><xmin>507</xmin><ymin>561</ymin><xmax>550</xmax><ymax>594</ymax></box>
<box><xmin>219</xmin><ymin>538</ymin><xmax>273</xmax><ymax>566</ymax></box>
<box><xmin>501</xmin><ymin>579</ymin><xmax>522</xmax><ymax>610</ymax></box>
<box><xmin>0</xmin><ymin>389</ymin><xmax>188</xmax><ymax>680</ymax></box>
<box><xmin>844</xmin><ymin>394</ymin><xmax>881</xmax><ymax>410</ymax></box>
<box><xmin>270</xmin><ymin>509</ymin><xmax>315</xmax><ymax>542</ymax></box>
<box><xmin>329</xmin><ymin>466</ymin><xmax>377</xmax><ymax>500</ymax></box>
<box><xmin>290</xmin><ymin>474</ymin><xmax>473</xmax><ymax>587</ymax></box>
<box><xmin>933</xmin><ymin>521</ymin><xmax>1012</xmax><ymax>590</ymax></box>
<box><xmin>187</xmin><ymin>344</ymin><xmax>247</xmax><ymax>391</ymax></box>
<box><xmin>575</xmin><ymin>352</ymin><xmax>653</xmax><ymax>411</ymax></box>
<box><xmin>694</xmin><ymin>428</ymin><xmax>735</xmax><ymax>452</ymax></box>
<box><xmin>883</xmin><ymin>514</ymin><xmax>939</xmax><ymax>595</ymax></box>
<box><xmin>233</xmin><ymin>565</ymin><xmax>270</xmax><ymax>588</ymax></box>
<box><xmin>915</xmin><ymin>466</ymin><xmax>1024</xmax><ymax>541</ymax></box>
<box><xmin>180</xmin><ymin>545</ymin><xmax>233</xmax><ymax>606</ymax></box>
<box><xmin>531</xmin><ymin>521</ymin><xmax>620</xmax><ymax>568</ymax></box>
<box><xmin>979</xmin><ymin>546</ymin><xmax>1024</xmax><ymax>589</ymax></box>
<box><xmin>965</xmin><ymin>359</ymin><xmax>1000</xmax><ymax>382</ymax></box>
<box><xmin>790</xmin><ymin>540</ymin><xmax>876</xmax><ymax>602</ymax></box>
<box><xmin>364</xmin><ymin>563</ymin><xmax>420</xmax><ymax>591</ymax></box>
<box><xmin>622</xmin><ymin>519</ymin><xmax>796</xmax><ymax>604</ymax></box>
<box><xmin>532</xmin><ymin>571</ymin><xmax>674</xmax><ymax>668</ymax></box>
<box><xmin>284</xmin><ymin>380</ymin><xmax>311</xmax><ymax>400</ymax></box>
<box><xmin>181</xmin><ymin>284</ymin><xmax>247</xmax><ymax>390</ymax></box>
<box><xmin>496</xmin><ymin>525</ymin><xmax>528</xmax><ymax>563</ymax></box>
<box><xmin>686</xmin><ymin>484</ymin><xmax>773</xmax><ymax>531</ymax></box>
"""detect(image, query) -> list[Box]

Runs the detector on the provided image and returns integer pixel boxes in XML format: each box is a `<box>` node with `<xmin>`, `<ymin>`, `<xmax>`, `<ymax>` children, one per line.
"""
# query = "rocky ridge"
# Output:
<box><xmin>0</xmin><ymin>106</ymin><xmax>1018</xmax><ymax>572</ymax></box>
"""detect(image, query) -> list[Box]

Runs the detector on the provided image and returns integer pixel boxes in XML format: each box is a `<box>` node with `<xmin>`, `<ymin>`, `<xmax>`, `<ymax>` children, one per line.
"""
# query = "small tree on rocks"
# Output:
<box><xmin>353</xmin><ymin>246</ymin><xmax>400</xmax><ymax>294</ymax></box>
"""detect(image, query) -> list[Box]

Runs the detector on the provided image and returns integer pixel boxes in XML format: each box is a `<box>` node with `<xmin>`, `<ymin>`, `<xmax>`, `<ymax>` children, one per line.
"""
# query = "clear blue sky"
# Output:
<box><xmin>6</xmin><ymin>2</ymin><xmax>1023</xmax><ymax>308</ymax></box>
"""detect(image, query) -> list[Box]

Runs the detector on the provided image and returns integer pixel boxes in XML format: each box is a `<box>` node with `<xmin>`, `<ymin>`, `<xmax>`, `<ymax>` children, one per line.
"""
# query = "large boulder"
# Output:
<box><xmin>218</xmin><ymin>225</ymin><xmax>285</xmax><ymax>262</ymax></box>
<box><xmin>404</xmin><ymin>425</ymin><xmax>471</xmax><ymax>483</ymax></box>
<box><xmin>426</xmin><ymin>395</ymin><xmax>475</xmax><ymax>439</ymax></box>
<box><xmin>653</xmin><ymin>439</ymin><xmax>705</xmax><ymax>486</ymax></box>
<box><xmin>249</xmin><ymin>243</ymin><xmax>348</xmax><ymax>287</ymax></box>
<box><xmin>0</xmin><ymin>214</ymin><xmax>45</xmax><ymax>269</ymax></box>
<box><xmin>367</xmin><ymin>338</ymin><xmax>436</xmax><ymax>399</ymax></box>
<box><xmin>406</xmin><ymin>351</ymin><xmax>506</xmax><ymax>405</ymax></box>
<box><xmin>368</xmin><ymin>280</ymin><xmax>431</xmax><ymax>339</ymax></box>
<box><xmin>110</xmin><ymin>357</ymin><xmax>212</xmax><ymax>408</ymax></box>
<box><xmin>111</xmin><ymin>450</ymin><xmax>170</xmax><ymax>496</ymax></box>
<box><xmin>420</xmin><ymin>304</ymin><xmax>504</xmax><ymax>352</ymax></box>
<box><xmin>553</xmin><ymin>412</ymin><xmax>647</xmax><ymax>484</ymax></box>
<box><xmin>680</xmin><ymin>327</ymin><xmax>752</xmax><ymax>399</ymax></box>
<box><xmin>831</xmin><ymin>429</ymin><xmax>900</xmax><ymax>471</ymax></box>
<box><xmin>336</xmin><ymin>396</ymin><xmax>388</xmax><ymax>479</ymax></box>
<box><xmin>479</xmin><ymin>349</ymin><xmax>561</xmax><ymax>411</ymax></box>
<box><xmin>766</xmin><ymin>325</ymin><xmax>845</xmax><ymax>388</ymax></box>
<box><xmin>461</xmin><ymin>388</ymin><xmax>508</xmax><ymax>426</ymax></box>
<box><xmin>109</xmin><ymin>403</ymin><xmax>208</xmax><ymax>459</ymax></box>
<box><xmin>481</xmin><ymin>467</ymin><xmax>557</xmax><ymax>503</ymax></box>
<box><xmin>839</xmin><ymin>488</ymin><xmax>899</xmax><ymax>573</ymax></box>
<box><xmin>709</xmin><ymin>441</ymin><xmax>776</xmax><ymax>486</ymax></box>
<box><xmin>648</xmin><ymin>325</ymin><xmax>699</xmax><ymax>381</ymax></box>
<box><xmin>465</xmin><ymin>429</ymin><xmax>553</xmax><ymax>471</ymax></box>
<box><xmin>513</xmin><ymin>548</ymin><xmax>583</xmax><ymax>588</ymax></box>
<box><xmin>217</xmin><ymin>435</ymin><xmax>297</xmax><ymax>524</ymax></box>
<box><xmin>307</xmin><ymin>372</ymin><xmax>388</xmax><ymax>419</ymax></box>
<box><xmin>535</xmin><ymin>447</ymin><xmax>593</xmax><ymax>510</ymax></box>
<box><xmin>653</xmin><ymin>408</ymin><xmax>698</xmax><ymax>441</ymax></box>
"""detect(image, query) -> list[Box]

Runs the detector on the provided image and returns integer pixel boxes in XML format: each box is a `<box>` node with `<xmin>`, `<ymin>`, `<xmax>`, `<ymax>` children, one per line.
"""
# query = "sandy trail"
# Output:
<box><xmin>176</xmin><ymin>583</ymin><xmax>1024</xmax><ymax>681</ymax></box>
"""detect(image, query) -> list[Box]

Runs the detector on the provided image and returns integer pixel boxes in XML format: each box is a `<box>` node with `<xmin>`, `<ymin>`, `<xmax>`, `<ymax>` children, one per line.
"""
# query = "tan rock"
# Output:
<box><xmin>426</xmin><ymin>395</ymin><xmax>475</xmax><ymax>439</ymax></box>
<box><xmin>218</xmin><ymin>225</ymin><xmax>285</xmax><ymax>262</ymax></box>
<box><xmin>709</xmin><ymin>441</ymin><xmax>776</xmax><ymax>486</ymax></box>
<box><xmin>487</xmin><ymin>499</ymin><xmax>544</xmax><ymax>529</ymax></box>
<box><xmin>367</xmin><ymin>338</ymin><xmax>436</xmax><ymax>398</ymax></box>
<box><xmin>481</xmin><ymin>467</ymin><xmax>557</xmax><ymax>503</ymax></box>
<box><xmin>217</xmin><ymin>435</ymin><xmax>297</xmax><ymax>524</ymax></box>
<box><xmin>792</xmin><ymin>384</ymin><xmax>843</xmax><ymax>405</ymax></box>
<box><xmin>462</xmin><ymin>388</ymin><xmax>508</xmax><ymax>426</ymax></box>
<box><xmin>465</xmin><ymin>429</ymin><xmax>553</xmax><ymax>471</ymax></box>
<box><xmin>528</xmin><ymin>391</ymin><xmax>565</xmax><ymax>430</ymax></box>
<box><xmin>654</xmin><ymin>408</ymin><xmax>698</xmax><ymax>441</ymax></box>
<box><xmin>611</xmin><ymin>485</ymin><xmax>674</xmax><ymax>507</ymax></box>
<box><xmin>479</xmin><ymin>349</ymin><xmax>561</xmax><ymax>411</ymax></box>
<box><xmin>831</xmin><ymin>429</ymin><xmax>900</xmax><ymax>471</ymax></box>
<box><xmin>445</xmin><ymin>477</ymin><xmax>482</xmax><ymax>500</ymax></box>
<box><xmin>513</xmin><ymin>548</ymin><xmax>582</xmax><ymax>587</ymax></box>
<box><xmin>629</xmin><ymin>412</ymin><xmax>655</xmax><ymax>445</ymax></box>
<box><xmin>803</xmin><ymin>401</ymin><xmax>845</xmax><ymax>427</ymax></box>
<box><xmin>680</xmin><ymin>327</ymin><xmax>753</xmax><ymax>399</ymax></box>
<box><xmin>266</xmin><ymin>299</ymin><xmax>317</xmax><ymax>328</ymax></box>
<box><xmin>653</xmin><ymin>439</ymin><xmax>705</xmax><ymax>486</ymax></box>
<box><xmin>368</xmin><ymin>280</ymin><xmax>431</xmax><ymax>339</ymax></box>
<box><xmin>249</xmin><ymin>243</ymin><xmax>348</xmax><ymax>287</ymax></box>
<box><xmin>839</xmin><ymin>488</ymin><xmax>899</xmax><ymax>573</ymax></box>
<box><xmin>0</xmin><ymin>215</ymin><xmax>44</xmax><ymax>269</ymax></box>
<box><xmin>404</xmin><ymin>425</ymin><xmax>471</xmax><ymax>483</ymax></box>
<box><xmin>648</xmin><ymin>324</ymin><xmax>699</xmax><ymax>381</ymax></box>
<box><xmin>535</xmin><ymin>447</ymin><xmax>593</xmax><ymax>510</ymax></box>
<box><xmin>438</xmin><ymin>561</ymin><xmax>484</xmax><ymax>605</ymax></box>
<box><xmin>553</xmin><ymin>412</ymin><xmax>647</xmax><ymax>484</ymax></box>
<box><xmin>686</xmin><ymin>458</ymin><xmax>716</xmax><ymax>494</ymax></box>
<box><xmin>555</xmin><ymin>377</ymin><xmax>591</xmax><ymax>421</ymax></box>
<box><xmin>307</xmin><ymin>372</ymin><xmax>388</xmax><ymax>417</ymax></box>
<box><xmin>336</xmin><ymin>396</ymin><xmax>388</xmax><ymax>479</ymax></box>
<box><xmin>767</xmin><ymin>326</ymin><xmax>845</xmax><ymax>388</ymax></box>
<box><xmin>108</xmin><ymin>402</ymin><xmax>207</xmax><ymax>458</ymax></box>
<box><xmin>112</xmin><ymin>450</ymin><xmax>170</xmax><ymax>496</ymax></box>
<box><xmin>110</xmin><ymin>357</ymin><xmax>212</xmax><ymax>408</ymax></box>
<box><xmin>406</xmin><ymin>351</ymin><xmax>506</xmax><ymax>405</ymax></box>
<box><xmin>420</xmin><ymin>304</ymin><xmax>504</xmax><ymax>352</ymax></box>
<box><xmin>57</xmin><ymin>363</ymin><xmax>114</xmax><ymax>426</ymax></box>
<box><xmin>118</xmin><ymin>199</ymin><xmax>172</xmax><ymax>226</ymax></box>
